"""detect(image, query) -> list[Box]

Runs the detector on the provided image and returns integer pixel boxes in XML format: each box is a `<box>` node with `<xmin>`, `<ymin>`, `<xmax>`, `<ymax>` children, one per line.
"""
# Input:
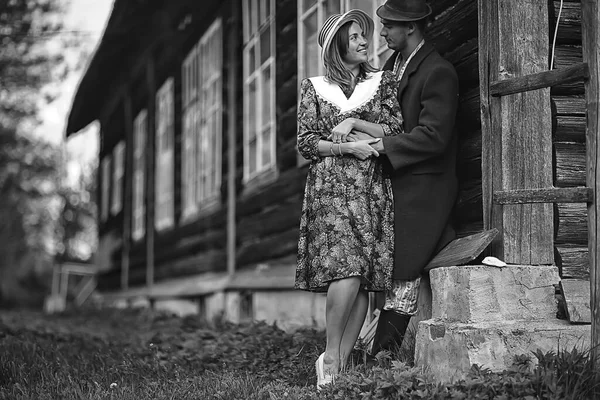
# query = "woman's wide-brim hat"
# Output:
<box><xmin>376</xmin><ymin>0</ymin><xmax>432</xmax><ymax>22</ymax></box>
<box><xmin>318</xmin><ymin>9</ymin><xmax>374</xmax><ymax>64</ymax></box>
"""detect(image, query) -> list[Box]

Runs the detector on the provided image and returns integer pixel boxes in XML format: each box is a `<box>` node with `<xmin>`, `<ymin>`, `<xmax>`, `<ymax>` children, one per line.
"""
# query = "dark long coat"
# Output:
<box><xmin>381</xmin><ymin>42</ymin><xmax>459</xmax><ymax>280</ymax></box>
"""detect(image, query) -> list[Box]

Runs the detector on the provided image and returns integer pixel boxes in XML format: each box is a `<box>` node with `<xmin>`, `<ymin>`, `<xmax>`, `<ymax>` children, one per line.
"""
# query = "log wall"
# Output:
<box><xmin>551</xmin><ymin>0</ymin><xmax>589</xmax><ymax>279</ymax></box>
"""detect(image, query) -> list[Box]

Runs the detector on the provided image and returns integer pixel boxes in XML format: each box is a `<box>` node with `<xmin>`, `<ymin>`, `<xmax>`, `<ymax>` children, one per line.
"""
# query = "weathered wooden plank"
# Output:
<box><xmin>552</xmin><ymin>1</ymin><xmax>582</xmax><ymax>45</ymax></box>
<box><xmin>236</xmin><ymin>226</ymin><xmax>299</xmax><ymax>268</ymax></box>
<box><xmin>557</xmin><ymin>245</ymin><xmax>590</xmax><ymax>279</ymax></box>
<box><xmin>237</xmin><ymin>196</ymin><xmax>302</xmax><ymax>243</ymax></box>
<box><xmin>555</xmin><ymin>115</ymin><xmax>587</xmax><ymax>142</ymax></box>
<box><xmin>477</xmin><ymin>0</ymin><xmax>503</xmax><ymax>258</ymax></box>
<box><xmin>236</xmin><ymin>167</ymin><xmax>307</xmax><ymax>218</ymax></box>
<box><xmin>556</xmin><ymin>203</ymin><xmax>588</xmax><ymax>246</ymax></box>
<box><xmin>456</xmin><ymin>220</ymin><xmax>485</xmax><ymax>239</ymax></box>
<box><xmin>424</xmin><ymin>229</ymin><xmax>499</xmax><ymax>272</ymax></box>
<box><xmin>454</xmin><ymin>178</ymin><xmax>483</xmax><ymax>223</ymax></box>
<box><xmin>457</xmin><ymin>88</ymin><xmax>481</xmax><ymax>132</ymax></box>
<box><xmin>498</xmin><ymin>0</ymin><xmax>554</xmax><ymax>264</ymax></box>
<box><xmin>554</xmin><ymin>95</ymin><xmax>586</xmax><ymax>115</ymax></box>
<box><xmin>494</xmin><ymin>187</ymin><xmax>592</xmax><ymax>205</ymax></box>
<box><xmin>560</xmin><ymin>279</ymin><xmax>592</xmax><ymax>324</ymax></box>
<box><xmin>582</xmin><ymin>0</ymin><xmax>600</xmax><ymax>359</ymax></box>
<box><xmin>555</xmin><ymin>142</ymin><xmax>586</xmax><ymax>187</ymax></box>
<box><xmin>154</xmin><ymin>249</ymin><xmax>227</xmax><ymax>280</ymax></box>
<box><xmin>491</xmin><ymin>63</ymin><xmax>588</xmax><ymax>97</ymax></box>
<box><xmin>429</xmin><ymin>0</ymin><xmax>478</xmax><ymax>57</ymax></box>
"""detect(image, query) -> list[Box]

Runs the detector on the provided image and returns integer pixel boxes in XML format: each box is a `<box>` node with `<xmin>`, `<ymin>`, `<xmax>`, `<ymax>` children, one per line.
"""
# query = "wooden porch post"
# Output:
<box><xmin>581</xmin><ymin>0</ymin><xmax>600</xmax><ymax>364</ymax></box>
<box><xmin>477</xmin><ymin>0</ymin><xmax>554</xmax><ymax>264</ymax></box>
<box><xmin>121</xmin><ymin>91</ymin><xmax>134</xmax><ymax>290</ymax></box>
<box><xmin>146</xmin><ymin>58</ymin><xmax>156</xmax><ymax>288</ymax></box>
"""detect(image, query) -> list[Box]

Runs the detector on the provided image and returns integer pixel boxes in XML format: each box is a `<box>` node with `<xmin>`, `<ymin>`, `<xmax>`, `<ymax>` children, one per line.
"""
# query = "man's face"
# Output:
<box><xmin>379</xmin><ymin>19</ymin><xmax>410</xmax><ymax>52</ymax></box>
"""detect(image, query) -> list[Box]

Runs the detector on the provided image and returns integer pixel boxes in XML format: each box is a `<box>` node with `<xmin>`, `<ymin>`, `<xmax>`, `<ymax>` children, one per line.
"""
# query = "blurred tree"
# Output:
<box><xmin>0</xmin><ymin>0</ymin><xmax>92</xmax><ymax>307</ymax></box>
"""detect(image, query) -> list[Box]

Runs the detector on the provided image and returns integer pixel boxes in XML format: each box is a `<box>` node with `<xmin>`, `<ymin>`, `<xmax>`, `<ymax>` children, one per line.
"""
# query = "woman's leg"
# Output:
<box><xmin>324</xmin><ymin>277</ymin><xmax>361</xmax><ymax>373</ymax></box>
<box><xmin>338</xmin><ymin>288</ymin><xmax>369</xmax><ymax>370</ymax></box>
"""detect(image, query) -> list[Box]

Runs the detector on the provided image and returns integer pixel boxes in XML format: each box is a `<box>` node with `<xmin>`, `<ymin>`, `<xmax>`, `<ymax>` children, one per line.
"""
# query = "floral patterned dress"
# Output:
<box><xmin>295</xmin><ymin>70</ymin><xmax>403</xmax><ymax>292</ymax></box>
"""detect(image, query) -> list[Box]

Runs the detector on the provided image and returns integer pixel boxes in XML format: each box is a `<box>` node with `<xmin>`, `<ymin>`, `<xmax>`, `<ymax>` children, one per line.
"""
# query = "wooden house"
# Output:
<box><xmin>66</xmin><ymin>0</ymin><xmax>598</xmax><ymax>345</ymax></box>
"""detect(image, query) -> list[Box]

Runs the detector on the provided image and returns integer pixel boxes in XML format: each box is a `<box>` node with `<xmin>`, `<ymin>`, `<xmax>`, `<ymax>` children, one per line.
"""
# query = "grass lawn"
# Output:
<box><xmin>2</xmin><ymin>307</ymin><xmax>600</xmax><ymax>399</ymax></box>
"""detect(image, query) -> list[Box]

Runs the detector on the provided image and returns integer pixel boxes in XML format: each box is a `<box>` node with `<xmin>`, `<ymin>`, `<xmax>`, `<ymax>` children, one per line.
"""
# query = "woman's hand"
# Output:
<box><xmin>346</xmin><ymin>131</ymin><xmax>374</xmax><ymax>142</ymax></box>
<box><xmin>328</xmin><ymin>118</ymin><xmax>356</xmax><ymax>143</ymax></box>
<box><xmin>344</xmin><ymin>138</ymin><xmax>381</xmax><ymax>160</ymax></box>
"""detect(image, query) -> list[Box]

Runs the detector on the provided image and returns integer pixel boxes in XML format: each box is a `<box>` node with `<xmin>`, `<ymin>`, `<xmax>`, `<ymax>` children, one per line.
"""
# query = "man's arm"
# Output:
<box><xmin>376</xmin><ymin>63</ymin><xmax>459</xmax><ymax>169</ymax></box>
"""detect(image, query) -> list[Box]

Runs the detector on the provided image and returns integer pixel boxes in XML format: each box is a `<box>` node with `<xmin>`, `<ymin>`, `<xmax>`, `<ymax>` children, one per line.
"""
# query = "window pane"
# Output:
<box><xmin>348</xmin><ymin>0</ymin><xmax>372</xmax><ymax>16</ymax></box>
<box><xmin>260</xmin><ymin>26</ymin><xmax>270</xmax><ymax>64</ymax></box>
<box><xmin>249</xmin><ymin>138</ymin><xmax>257</xmax><ymax>175</ymax></box>
<box><xmin>261</xmin><ymin>128</ymin><xmax>272</xmax><ymax>167</ymax></box>
<box><xmin>247</xmin><ymin>79</ymin><xmax>257</xmax><ymax>140</ymax></box>
<box><xmin>326</xmin><ymin>0</ymin><xmax>341</xmax><ymax>15</ymax></box>
<box><xmin>262</xmin><ymin>67</ymin><xmax>271</xmax><ymax>126</ymax></box>
<box><xmin>249</xmin><ymin>43</ymin><xmax>256</xmax><ymax>71</ymax></box>
<box><xmin>303</xmin><ymin>0</ymin><xmax>317</xmax><ymax>13</ymax></box>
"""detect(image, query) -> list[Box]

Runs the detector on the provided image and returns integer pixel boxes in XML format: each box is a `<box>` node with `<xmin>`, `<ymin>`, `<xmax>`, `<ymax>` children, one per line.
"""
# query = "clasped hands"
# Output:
<box><xmin>327</xmin><ymin>118</ymin><xmax>380</xmax><ymax>161</ymax></box>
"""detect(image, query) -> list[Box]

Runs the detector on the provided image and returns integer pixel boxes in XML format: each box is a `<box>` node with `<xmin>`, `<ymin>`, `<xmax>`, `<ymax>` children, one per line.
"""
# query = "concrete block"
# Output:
<box><xmin>254</xmin><ymin>291</ymin><xmax>326</xmax><ymax>331</ymax></box>
<box><xmin>430</xmin><ymin>265</ymin><xmax>560</xmax><ymax>323</ymax></box>
<box><xmin>415</xmin><ymin>319</ymin><xmax>591</xmax><ymax>382</ymax></box>
<box><xmin>560</xmin><ymin>279</ymin><xmax>591</xmax><ymax>323</ymax></box>
<box><xmin>205</xmin><ymin>292</ymin><xmax>225</xmax><ymax>322</ymax></box>
<box><xmin>154</xmin><ymin>298</ymin><xmax>199</xmax><ymax>317</ymax></box>
<box><xmin>224</xmin><ymin>292</ymin><xmax>241</xmax><ymax>324</ymax></box>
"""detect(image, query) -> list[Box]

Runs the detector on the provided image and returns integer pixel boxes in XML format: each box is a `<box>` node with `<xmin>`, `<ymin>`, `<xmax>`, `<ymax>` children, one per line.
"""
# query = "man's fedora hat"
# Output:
<box><xmin>376</xmin><ymin>0</ymin><xmax>432</xmax><ymax>22</ymax></box>
<box><xmin>318</xmin><ymin>9</ymin><xmax>374</xmax><ymax>63</ymax></box>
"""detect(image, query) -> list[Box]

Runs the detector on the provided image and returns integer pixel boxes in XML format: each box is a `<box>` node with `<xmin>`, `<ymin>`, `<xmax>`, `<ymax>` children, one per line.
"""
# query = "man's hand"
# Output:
<box><xmin>346</xmin><ymin>131</ymin><xmax>373</xmax><ymax>142</ymax></box>
<box><xmin>345</xmin><ymin>139</ymin><xmax>381</xmax><ymax>160</ymax></box>
<box><xmin>370</xmin><ymin>138</ymin><xmax>385</xmax><ymax>154</ymax></box>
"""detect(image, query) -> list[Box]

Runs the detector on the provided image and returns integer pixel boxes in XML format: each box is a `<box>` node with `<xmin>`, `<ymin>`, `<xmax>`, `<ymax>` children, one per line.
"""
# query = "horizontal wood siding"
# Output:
<box><xmin>97</xmin><ymin>1</ymin><xmax>230</xmax><ymax>289</ymax></box>
<box><xmin>429</xmin><ymin>0</ymin><xmax>483</xmax><ymax>239</ymax></box>
<box><xmin>551</xmin><ymin>0</ymin><xmax>588</xmax><ymax>279</ymax></box>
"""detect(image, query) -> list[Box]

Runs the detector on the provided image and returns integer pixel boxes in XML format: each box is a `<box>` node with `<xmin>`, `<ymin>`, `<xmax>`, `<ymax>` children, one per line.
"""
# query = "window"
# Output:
<box><xmin>155</xmin><ymin>78</ymin><xmax>175</xmax><ymax>230</ymax></box>
<box><xmin>298</xmin><ymin>0</ymin><xmax>392</xmax><ymax>80</ymax></box>
<box><xmin>182</xmin><ymin>19</ymin><xmax>223</xmax><ymax>219</ymax></box>
<box><xmin>243</xmin><ymin>0</ymin><xmax>276</xmax><ymax>183</ymax></box>
<box><xmin>100</xmin><ymin>156</ymin><xmax>111</xmax><ymax>222</ymax></box>
<box><xmin>111</xmin><ymin>141</ymin><xmax>125</xmax><ymax>215</ymax></box>
<box><xmin>348</xmin><ymin>0</ymin><xmax>393</xmax><ymax>68</ymax></box>
<box><xmin>132</xmin><ymin>110</ymin><xmax>147</xmax><ymax>241</ymax></box>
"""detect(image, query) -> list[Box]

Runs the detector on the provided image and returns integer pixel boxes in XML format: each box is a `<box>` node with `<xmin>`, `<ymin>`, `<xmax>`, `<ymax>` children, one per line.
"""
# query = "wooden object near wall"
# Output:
<box><xmin>581</xmin><ymin>0</ymin><xmax>600</xmax><ymax>365</ymax></box>
<box><xmin>121</xmin><ymin>91</ymin><xmax>134</xmax><ymax>290</ymax></box>
<box><xmin>478</xmin><ymin>0</ymin><xmax>554</xmax><ymax>264</ymax></box>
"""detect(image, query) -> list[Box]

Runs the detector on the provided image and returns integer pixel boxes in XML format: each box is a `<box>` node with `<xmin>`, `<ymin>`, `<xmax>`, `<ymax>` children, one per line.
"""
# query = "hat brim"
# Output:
<box><xmin>321</xmin><ymin>9</ymin><xmax>374</xmax><ymax>64</ymax></box>
<box><xmin>375</xmin><ymin>4</ymin><xmax>432</xmax><ymax>22</ymax></box>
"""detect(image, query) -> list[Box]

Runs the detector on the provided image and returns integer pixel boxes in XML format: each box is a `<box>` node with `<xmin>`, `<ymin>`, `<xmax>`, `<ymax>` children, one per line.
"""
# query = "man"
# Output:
<box><xmin>354</xmin><ymin>0</ymin><xmax>460</xmax><ymax>354</ymax></box>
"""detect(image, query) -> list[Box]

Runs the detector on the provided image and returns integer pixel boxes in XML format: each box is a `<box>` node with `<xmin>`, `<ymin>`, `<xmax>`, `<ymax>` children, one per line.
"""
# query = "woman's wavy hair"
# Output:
<box><xmin>323</xmin><ymin>21</ymin><xmax>377</xmax><ymax>95</ymax></box>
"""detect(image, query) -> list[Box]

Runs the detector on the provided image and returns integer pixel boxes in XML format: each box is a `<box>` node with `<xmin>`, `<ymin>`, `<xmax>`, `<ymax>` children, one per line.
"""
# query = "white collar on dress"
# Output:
<box><xmin>308</xmin><ymin>71</ymin><xmax>384</xmax><ymax>114</ymax></box>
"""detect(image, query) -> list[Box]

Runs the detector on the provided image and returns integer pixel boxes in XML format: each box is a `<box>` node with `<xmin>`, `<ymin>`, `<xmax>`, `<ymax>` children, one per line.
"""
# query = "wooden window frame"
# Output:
<box><xmin>155</xmin><ymin>78</ymin><xmax>175</xmax><ymax>231</ymax></box>
<box><xmin>182</xmin><ymin>19</ymin><xmax>223</xmax><ymax>221</ymax></box>
<box><xmin>100</xmin><ymin>155</ymin><xmax>111</xmax><ymax>222</ymax></box>
<box><xmin>111</xmin><ymin>141</ymin><xmax>125</xmax><ymax>215</ymax></box>
<box><xmin>132</xmin><ymin>109</ymin><xmax>147</xmax><ymax>241</ymax></box>
<box><xmin>242</xmin><ymin>0</ymin><xmax>277</xmax><ymax>185</ymax></box>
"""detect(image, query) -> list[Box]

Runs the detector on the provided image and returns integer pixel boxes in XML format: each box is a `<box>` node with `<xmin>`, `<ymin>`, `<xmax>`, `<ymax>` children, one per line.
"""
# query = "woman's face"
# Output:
<box><xmin>342</xmin><ymin>22</ymin><xmax>369</xmax><ymax>68</ymax></box>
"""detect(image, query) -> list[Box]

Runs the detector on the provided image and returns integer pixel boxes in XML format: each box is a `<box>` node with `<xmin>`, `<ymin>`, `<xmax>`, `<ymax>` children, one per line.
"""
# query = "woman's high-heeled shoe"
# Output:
<box><xmin>315</xmin><ymin>353</ymin><xmax>334</xmax><ymax>390</ymax></box>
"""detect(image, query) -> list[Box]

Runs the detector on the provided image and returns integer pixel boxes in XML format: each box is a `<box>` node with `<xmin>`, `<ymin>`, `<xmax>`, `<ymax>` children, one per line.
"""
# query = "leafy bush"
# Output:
<box><xmin>1</xmin><ymin>307</ymin><xmax>599</xmax><ymax>400</ymax></box>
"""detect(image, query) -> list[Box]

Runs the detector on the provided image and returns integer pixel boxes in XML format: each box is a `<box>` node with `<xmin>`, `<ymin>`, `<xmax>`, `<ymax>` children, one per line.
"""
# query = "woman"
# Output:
<box><xmin>294</xmin><ymin>9</ymin><xmax>403</xmax><ymax>388</ymax></box>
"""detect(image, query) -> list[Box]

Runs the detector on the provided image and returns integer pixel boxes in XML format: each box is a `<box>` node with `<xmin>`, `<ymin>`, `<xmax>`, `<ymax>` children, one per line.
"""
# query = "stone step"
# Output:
<box><xmin>414</xmin><ymin>319</ymin><xmax>591</xmax><ymax>382</ymax></box>
<box><xmin>430</xmin><ymin>265</ymin><xmax>560</xmax><ymax>323</ymax></box>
